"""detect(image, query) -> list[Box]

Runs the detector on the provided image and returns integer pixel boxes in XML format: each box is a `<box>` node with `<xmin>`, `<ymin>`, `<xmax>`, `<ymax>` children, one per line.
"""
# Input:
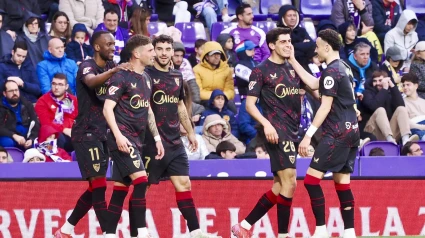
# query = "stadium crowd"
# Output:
<box><xmin>0</xmin><ymin>0</ymin><xmax>424</xmax><ymax>164</ymax></box>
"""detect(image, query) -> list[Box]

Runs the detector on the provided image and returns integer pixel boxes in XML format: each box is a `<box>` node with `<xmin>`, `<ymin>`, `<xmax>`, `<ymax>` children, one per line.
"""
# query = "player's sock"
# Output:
<box><xmin>91</xmin><ymin>177</ymin><xmax>108</xmax><ymax>232</ymax></box>
<box><xmin>176</xmin><ymin>191</ymin><xmax>200</xmax><ymax>232</ymax></box>
<box><xmin>276</xmin><ymin>194</ymin><xmax>292</xmax><ymax>234</ymax></box>
<box><xmin>130</xmin><ymin>176</ymin><xmax>148</xmax><ymax>231</ymax></box>
<box><xmin>129</xmin><ymin>193</ymin><xmax>138</xmax><ymax>237</ymax></box>
<box><xmin>244</xmin><ymin>190</ymin><xmax>277</xmax><ymax>227</ymax></box>
<box><xmin>64</xmin><ymin>185</ymin><xmax>93</xmax><ymax>233</ymax></box>
<box><xmin>304</xmin><ymin>174</ymin><xmax>326</xmax><ymax>226</ymax></box>
<box><xmin>105</xmin><ymin>186</ymin><xmax>129</xmax><ymax>234</ymax></box>
<box><xmin>335</xmin><ymin>183</ymin><xmax>355</xmax><ymax>229</ymax></box>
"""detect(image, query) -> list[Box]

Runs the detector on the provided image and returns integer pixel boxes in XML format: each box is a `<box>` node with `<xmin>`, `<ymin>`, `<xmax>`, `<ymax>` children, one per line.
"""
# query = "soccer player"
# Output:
<box><xmin>293</xmin><ymin>29</ymin><xmax>360</xmax><ymax>238</ymax></box>
<box><xmin>231</xmin><ymin>27</ymin><xmax>319</xmax><ymax>238</ymax></box>
<box><xmin>103</xmin><ymin>34</ymin><xmax>165</xmax><ymax>238</ymax></box>
<box><xmin>54</xmin><ymin>30</ymin><xmax>129</xmax><ymax>238</ymax></box>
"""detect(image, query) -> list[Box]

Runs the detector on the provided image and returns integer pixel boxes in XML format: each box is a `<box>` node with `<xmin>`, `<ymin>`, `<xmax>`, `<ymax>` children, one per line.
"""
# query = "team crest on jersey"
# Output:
<box><xmin>83</xmin><ymin>67</ymin><xmax>91</xmax><ymax>75</ymax></box>
<box><xmin>223</xmin><ymin>115</ymin><xmax>230</xmax><ymax>121</ymax></box>
<box><xmin>133</xmin><ymin>160</ymin><xmax>141</xmax><ymax>169</ymax></box>
<box><xmin>248</xmin><ymin>81</ymin><xmax>256</xmax><ymax>90</ymax></box>
<box><xmin>108</xmin><ymin>86</ymin><xmax>119</xmax><ymax>95</ymax></box>
<box><xmin>290</xmin><ymin>70</ymin><xmax>295</xmax><ymax>78</ymax></box>
<box><xmin>289</xmin><ymin>155</ymin><xmax>295</xmax><ymax>164</ymax></box>
<box><xmin>270</xmin><ymin>73</ymin><xmax>277</xmax><ymax>79</ymax></box>
<box><xmin>131</xmin><ymin>83</ymin><xmax>137</xmax><ymax>88</ymax></box>
<box><xmin>93</xmin><ymin>163</ymin><xmax>100</xmax><ymax>172</ymax></box>
<box><xmin>146</xmin><ymin>80</ymin><xmax>151</xmax><ymax>89</ymax></box>
<box><xmin>175</xmin><ymin>78</ymin><xmax>180</xmax><ymax>86</ymax></box>
<box><xmin>154</xmin><ymin>79</ymin><xmax>160</xmax><ymax>84</ymax></box>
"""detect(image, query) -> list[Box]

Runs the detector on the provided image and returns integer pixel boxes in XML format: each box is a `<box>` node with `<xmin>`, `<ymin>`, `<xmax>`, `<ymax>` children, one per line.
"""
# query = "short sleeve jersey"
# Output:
<box><xmin>105</xmin><ymin>70</ymin><xmax>152</xmax><ymax>150</ymax></box>
<box><xmin>248</xmin><ymin>59</ymin><xmax>303</xmax><ymax>142</ymax></box>
<box><xmin>72</xmin><ymin>59</ymin><xmax>116</xmax><ymax>142</ymax></box>
<box><xmin>319</xmin><ymin>59</ymin><xmax>360</xmax><ymax>147</ymax></box>
<box><xmin>144</xmin><ymin>66</ymin><xmax>184</xmax><ymax>147</ymax></box>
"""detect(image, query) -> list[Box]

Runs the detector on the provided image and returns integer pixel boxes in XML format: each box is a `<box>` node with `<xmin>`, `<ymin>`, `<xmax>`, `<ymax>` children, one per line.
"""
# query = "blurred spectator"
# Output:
<box><xmin>16</xmin><ymin>16</ymin><xmax>51</xmax><ymax>69</ymax></box>
<box><xmin>0</xmin><ymin>10</ymin><xmax>15</xmax><ymax>58</ymax></box>
<box><xmin>199</xmin><ymin>89</ymin><xmax>239</xmax><ymax>137</ymax></box>
<box><xmin>401</xmin><ymin>73</ymin><xmax>425</xmax><ymax>141</ymax></box>
<box><xmin>0</xmin><ymin>0</ymin><xmax>40</xmax><ymax>35</ymax></box>
<box><xmin>254</xmin><ymin>144</ymin><xmax>269</xmax><ymax>159</ymax></box>
<box><xmin>410</xmin><ymin>41</ymin><xmax>425</xmax><ymax>99</ymax></box>
<box><xmin>401</xmin><ymin>141</ymin><xmax>423</xmax><ymax>156</ymax></box>
<box><xmin>188</xmin><ymin>39</ymin><xmax>207</xmax><ymax>68</ymax></box>
<box><xmin>202</xmin><ymin>114</ymin><xmax>245</xmax><ymax>154</ymax></box>
<box><xmin>372</xmin><ymin>0</ymin><xmax>401</xmax><ymax>45</ymax></box>
<box><xmin>238</xmin><ymin>98</ymin><xmax>260</xmax><ymax>144</ymax></box>
<box><xmin>347</xmin><ymin>42</ymin><xmax>378</xmax><ymax>99</ymax></box>
<box><xmin>38</xmin><ymin>0</ymin><xmax>59</xmax><ymax>23</ymax></box>
<box><xmin>94</xmin><ymin>9</ymin><xmax>129</xmax><ymax>63</ymax></box>
<box><xmin>181</xmin><ymin>79</ymin><xmax>204</xmax><ymax>133</ymax></box>
<box><xmin>172</xmin><ymin>1</ymin><xmax>191</xmax><ymax>24</ymax></box>
<box><xmin>193</xmin><ymin>41</ymin><xmax>235</xmax><ymax>101</ymax></box>
<box><xmin>298</xmin><ymin>89</ymin><xmax>321</xmax><ymax>143</ymax></box>
<box><xmin>186</xmin><ymin>0</ymin><xmax>236</xmax><ymax>31</ymax></box>
<box><xmin>35</xmin><ymin>73</ymin><xmax>77</xmax><ymax>152</ymax></box>
<box><xmin>37</xmin><ymin>38</ymin><xmax>78</xmax><ymax>95</ymax></box>
<box><xmin>361</xmin><ymin>70</ymin><xmax>417</xmax><ymax>145</ymax></box>
<box><xmin>316</xmin><ymin>20</ymin><xmax>338</xmax><ymax>34</ymax></box>
<box><xmin>380</xmin><ymin>46</ymin><xmax>403</xmax><ymax>84</ymax></box>
<box><xmin>102</xmin><ymin>0</ymin><xmax>138</xmax><ymax>24</ymax></box>
<box><xmin>180</xmin><ymin>124</ymin><xmax>209</xmax><ymax>160</ymax></box>
<box><xmin>65</xmin><ymin>23</ymin><xmax>94</xmax><ymax>65</ymax></box>
<box><xmin>234</xmin><ymin>40</ymin><xmax>259</xmax><ymax>99</ymax></box>
<box><xmin>34</xmin><ymin>125</ymin><xmax>72</xmax><ymax>162</ymax></box>
<box><xmin>276</xmin><ymin>5</ymin><xmax>314</xmax><ymax>63</ymax></box>
<box><xmin>173</xmin><ymin>41</ymin><xmax>201</xmax><ymax>103</ymax></box>
<box><xmin>331</xmin><ymin>0</ymin><xmax>374</xmax><ymax>35</ymax></box>
<box><xmin>0</xmin><ymin>146</ymin><xmax>13</xmax><ymax>163</ymax></box>
<box><xmin>221</xmin><ymin>4</ymin><xmax>270</xmax><ymax>62</ymax></box>
<box><xmin>23</xmin><ymin>148</ymin><xmax>46</xmax><ymax>162</ymax></box>
<box><xmin>128</xmin><ymin>8</ymin><xmax>151</xmax><ymax>37</ymax></box>
<box><xmin>0</xmin><ymin>41</ymin><xmax>41</xmax><ymax>103</ymax></box>
<box><xmin>216</xmin><ymin>141</ymin><xmax>237</xmax><ymax>159</ymax></box>
<box><xmin>384</xmin><ymin>9</ymin><xmax>418</xmax><ymax>70</ymax></box>
<box><xmin>49</xmin><ymin>11</ymin><xmax>72</xmax><ymax>46</ymax></box>
<box><xmin>369</xmin><ymin>147</ymin><xmax>385</xmax><ymax>156</ymax></box>
<box><xmin>216</xmin><ymin>33</ymin><xmax>237</xmax><ymax>68</ymax></box>
<box><xmin>59</xmin><ymin>0</ymin><xmax>104</xmax><ymax>35</ymax></box>
<box><xmin>300</xmin><ymin>44</ymin><xmax>327</xmax><ymax>78</ymax></box>
<box><xmin>338</xmin><ymin>22</ymin><xmax>378</xmax><ymax>63</ymax></box>
<box><xmin>0</xmin><ymin>80</ymin><xmax>40</xmax><ymax>149</ymax></box>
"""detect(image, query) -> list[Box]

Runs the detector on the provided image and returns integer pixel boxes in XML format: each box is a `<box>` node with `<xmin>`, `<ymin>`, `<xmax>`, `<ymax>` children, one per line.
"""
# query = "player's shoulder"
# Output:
<box><xmin>78</xmin><ymin>59</ymin><xmax>97</xmax><ymax>74</ymax></box>
<box><xmin>169</xmin><ymin>68</ymin><xmax>183</xmax><ymax>77</ymax></box>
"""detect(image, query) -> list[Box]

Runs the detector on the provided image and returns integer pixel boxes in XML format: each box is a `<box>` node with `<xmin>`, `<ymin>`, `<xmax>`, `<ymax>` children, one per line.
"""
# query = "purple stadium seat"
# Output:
<box><xmin>361</xmin><ymin>141</ymin><xmax>400</xmax><ymax>156</ymax></box>
<box><xmin>211</xmin><ymin>22</ymin><xmax>237</xmax><ymax>41</ymax></box>
<box><xmin>417</xmin><ymin>141</ymin><xmax>425</xmax><ymax>152</ymax></box>
<box><xmin>253</xmin><ymin>21</ymin><xmax>277</xmax><ymax>33</ymax></box>
<box><xmin>405</xmin><ymin>0</ymin><xmax>425</xmax><ymax>17</ymax></box>
<box><xmin>300</xmin><ymin>0</ymin><xmax>332</xmax><ymax>20</ymax></box>
<box><xmin>71</xmin><ymin>151</ymin><xmax>77</xmax><ymax>161</ymax></box>
<box><xmin>5</xmin><ymin>147</ymin><xmax>25</xmax><ymax>163</ymax></box>
<box><xmin>260</xmin><ymin>0</ymin><xmax>292</xmax><ymax>18</ymax></box>
<box><xmin>147</xmin><ymin>22</ymin><xmax>167</xmax><ymax>36</ymax></box>
<box><xmin>175</xmin><ymin>22</ymin><xmax>207</xmax><ymax>54</ymax></box>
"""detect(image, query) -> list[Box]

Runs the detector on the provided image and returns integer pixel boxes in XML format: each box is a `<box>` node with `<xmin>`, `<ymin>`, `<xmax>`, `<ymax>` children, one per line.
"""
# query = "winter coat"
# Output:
<box><xmin>199</xmin><ymin>89</ymin><xmax>239</xmax><ymax>137</ymax></box>
<box><xmin>347</xmin><ymin>54</ymin><xmax>378</xmax><ymax>95</ymax></box>
<box><xmin>331</xmin><ymin>0</ymin><xmax>374</xmax><ymax>28</ymax></box>
<box><xmin>193</xmin><ymin>41</ymin><xmax>235</xmax><ymax>100</ymax></box>
<box><xmin>37</xmin><ymin>51</ymin><xmax>78</xmax><ymax>95</ymax></box>
<box><xmin>59</xmin><ymin>0</ymin><xmax>104</xmax><ymax>35</ymax></box>
<box><xmin>65</xmin><ymin>23</ymin><xmax>94</xmax><ymax>63</ymax></box>
<box><xmin>0</xmin><ymin>54</ymin><xmax>41</xmax><ymax>103</ymax></box>
<box><xmin>216</xmin><ymin>33</ymin><xmax>238</xmax><ymax>67</ymax></box>
<box><xmin>36</xmin><ymin>125</ymin><xmax>72</xmax><ymax>162</ymax></box>
<box><xmin>234</xmin><ymin>49</ymin><xmax>259</xmax><ymax>97</ymax></box>
<box><xmin>16</xmin><ymin>28</ymin><xmax>51</xmax><ymax>69</ymax></box>
<box><xmin>0</xmin><ymin>30</ymin><xmax>14</xmax><ymax>58</ymax></box>
<box><xmin>35</xmin><ymin>92</ymin><xmax>78</xmax><ymax>132</ymax></box>
<box><xmin>192</xmin><ymin>102</ymin><xmax>205</xmax><ymax>117</ymax></box>
<box><xmin>202</xmin><ymin>114</ymin><xmax>246</xmax><ymax>154</ymax></box>
<box><xmin>0</xmin><ymin>97</ymin><xmax>40</xmax><ymax>141</ymax></box>
<box><xmin>372</xmin><ymin>0</ymin><xmax>401</xmax><ymax>43</ymax></box>
<box><xmin>410</xmin><ymin>58</ymin><xmax>425</xmax><ymax>99</ymax></box>
<box><xmin>277</xmin><ymin>5</ymin><xmax>315</xmax><ymax>63</ymax></box>
<box><xmin>384</xmin><ymin>10</ymin><xmax>418</xmax><ymax>63</ymax></box>
<box><xmin>0</xmin><ymin>0</ymin><xmax>41</xmax><ymax>32</ymax></box>
<box><xmin>237</xmin><ymin>99</ymin><xmax>261</xmax><ymax>144</ymax></box>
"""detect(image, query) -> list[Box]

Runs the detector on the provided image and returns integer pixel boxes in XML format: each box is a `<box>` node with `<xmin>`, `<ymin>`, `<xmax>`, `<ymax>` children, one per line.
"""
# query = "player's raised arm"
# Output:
<box><xmin>287</xmin><ymin>45</ymin><xmax>320</xmax><ymax>90</ymax></box>
<box><xmin>148</xmin><ymin>107</ymin><xmax>164</xmax><ymax>160</ymax></box>
<box><xmin>178</xmin><ymin>100</ymin><xmax>198</xmax><ymax>152</ymax></box>
<box><xmin>246</xmin><ymin>95</ymin><xmax>278</xmax><ymax>144</ymax></box>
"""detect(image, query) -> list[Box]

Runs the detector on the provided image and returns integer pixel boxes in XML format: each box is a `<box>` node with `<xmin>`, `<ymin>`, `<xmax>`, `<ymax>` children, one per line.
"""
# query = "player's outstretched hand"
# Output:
<box><xmin>155</xmin><ymin>141</ymin><xmax>165</xmax><ymax>160</ymax></box>
<box><xmin>298</xmin><ymin>136</ymin><xmax>311</xmax><ymax>157</ymax></box>
<box><xmin>264</xmin><ymin>122</ymin><xmax>279</xmax><ymax>144</ymax></box>
<box><xmin>187</xmin><ymin>133</ymin><xmax>198</xmax><ymax>152</ymax></box>
<box><xmin>116</xmin><ymin>134</ymin><xmax>132</xmax><ymax>154</ymax></box>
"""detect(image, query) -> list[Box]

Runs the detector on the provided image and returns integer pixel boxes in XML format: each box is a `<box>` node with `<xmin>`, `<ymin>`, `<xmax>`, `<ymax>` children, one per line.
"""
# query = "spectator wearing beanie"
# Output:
<box><xmin>410</xmin><ymin>41</ymin><xmax>425</xmax><ymax>99</ymax></box>
<box><xmin>234</xmin><ymin>40</ymin><xmax>259</xmax><ymax>99</ymax></box>
<box><xmin>23</xmin><ymin>148</ymin><xmax>46</xmax><ymax>163</ymax></box>
<box><xmin>338</xmin><ymin>22</ymin><xmax>378</xmax><ymax>63</ymax></box>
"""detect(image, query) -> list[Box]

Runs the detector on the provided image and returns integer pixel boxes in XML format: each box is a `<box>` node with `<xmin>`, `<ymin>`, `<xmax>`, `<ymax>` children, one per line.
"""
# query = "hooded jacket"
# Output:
<box><xmin>193</xmin><ymin>41</ymin><xmax>235</xmax><ymax>101</ymax></box>
<box><xmin>384</xmin><ymin>10</ymin><xmax>418</xmax><ymax>63</ymax></box>
<box><xmin>59</xmin><ymin>0</ymin><xmax>104</xmax><ymax>35</ymax></box>
<box><xmin>36</xmin><ymin>125</ymin><xmax>72</xmax><ymax>162</ymax></box>
<box><xmin>37</xmin><ymin>51</ymin><xmax>78</xmax><ymax>95</ymax></box>
<box><xmin>202</xmin><ymin>114</ymin><xmax>245</xmax><ymax>154</ymax></box>
<box><xmin>216</xmin><ymin>33</ymin><xmax>238</xmax><ymax>67</ymax></box>
<box><xmin>0</xmin><ymin>0</ymin><xmax>41</xmax><ymax>32</ymax></box>
<box><xmin>65</xmin><ymin>23</ymin><xmax>94</xmax><ymax>63</ymax></box>
<box><xmin>338</xmin><ymin>22</ymin><xmax>378</xmax><ymax>63</ymax></box>
<box><xmin>331</xmin><ymin>0</ymin><xmax>374</xmax><ymax>28</ymax></box>
<box><xmin>277</xmin><ymin>5</ymin><xmax>315</xmax><ymax>62</ymax></box>
<box><xmin>199</xmin><ymin>89</ymin><xmax>239</xmax><ymax>137</ymax></box>
<box><xmin>0</xmin><ymin>54</ymin><xmax>41</xmax><ymax>103</ymax></box>
<box><xmin>372</xmin><ymin>0</ymin><xmax>400</xmax><ymax>42</ymax></box>
<box><xmin>234</xmin><ymin>47</ymin><xmax>259</xmax><ymax>97</ymax></box>
<box><xmin>347</xmin><ymin>54</ymin><xmax>378</xmax><ymax>94</ymax></box>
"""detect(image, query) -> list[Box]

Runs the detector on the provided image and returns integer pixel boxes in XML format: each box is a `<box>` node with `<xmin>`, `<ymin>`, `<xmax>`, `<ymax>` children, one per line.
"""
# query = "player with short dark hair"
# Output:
<box><xmin>231</xmin><ymin>27</ymin><xmax>319</xmax><ymax>238</ymax></box>
<box><xmin>54</xmin><ymin>30</ymin><xmax>131</xmax><ymax>238</ymax></box>
<box><xmin>291</xmin><ymin>29</ymin><xmax>360</xmax><ymax>238</ymax></box>
<box><xmin>103</xmin><ymin>34</ymin><xmax>164</xmax><ymax>238</ymax></box>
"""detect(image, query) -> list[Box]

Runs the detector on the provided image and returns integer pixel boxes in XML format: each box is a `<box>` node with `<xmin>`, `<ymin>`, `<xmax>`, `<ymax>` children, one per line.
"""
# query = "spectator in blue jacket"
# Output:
<box><xmin>37</xmin><ymin>38</ymin><xmax>78</xmax><ymax>95</ymax></box>
<box><xmin>238</xmin><ymin>98</ymin><xmax>261</xmax><ymax>144</ymax></box>
<box><xmin>0</xmin><ymin>41</ymin><xmax>41</xmax><ymax>103</ymax></box>
<box><xmin>199</xmin><ymin>89</ymin><xmax>239</xmax><ymax>137</ymax></box>
<box><xmin>65</xmin><ymin>23</ymin><xmax>94</xmax><ymax>65</ymax></box>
